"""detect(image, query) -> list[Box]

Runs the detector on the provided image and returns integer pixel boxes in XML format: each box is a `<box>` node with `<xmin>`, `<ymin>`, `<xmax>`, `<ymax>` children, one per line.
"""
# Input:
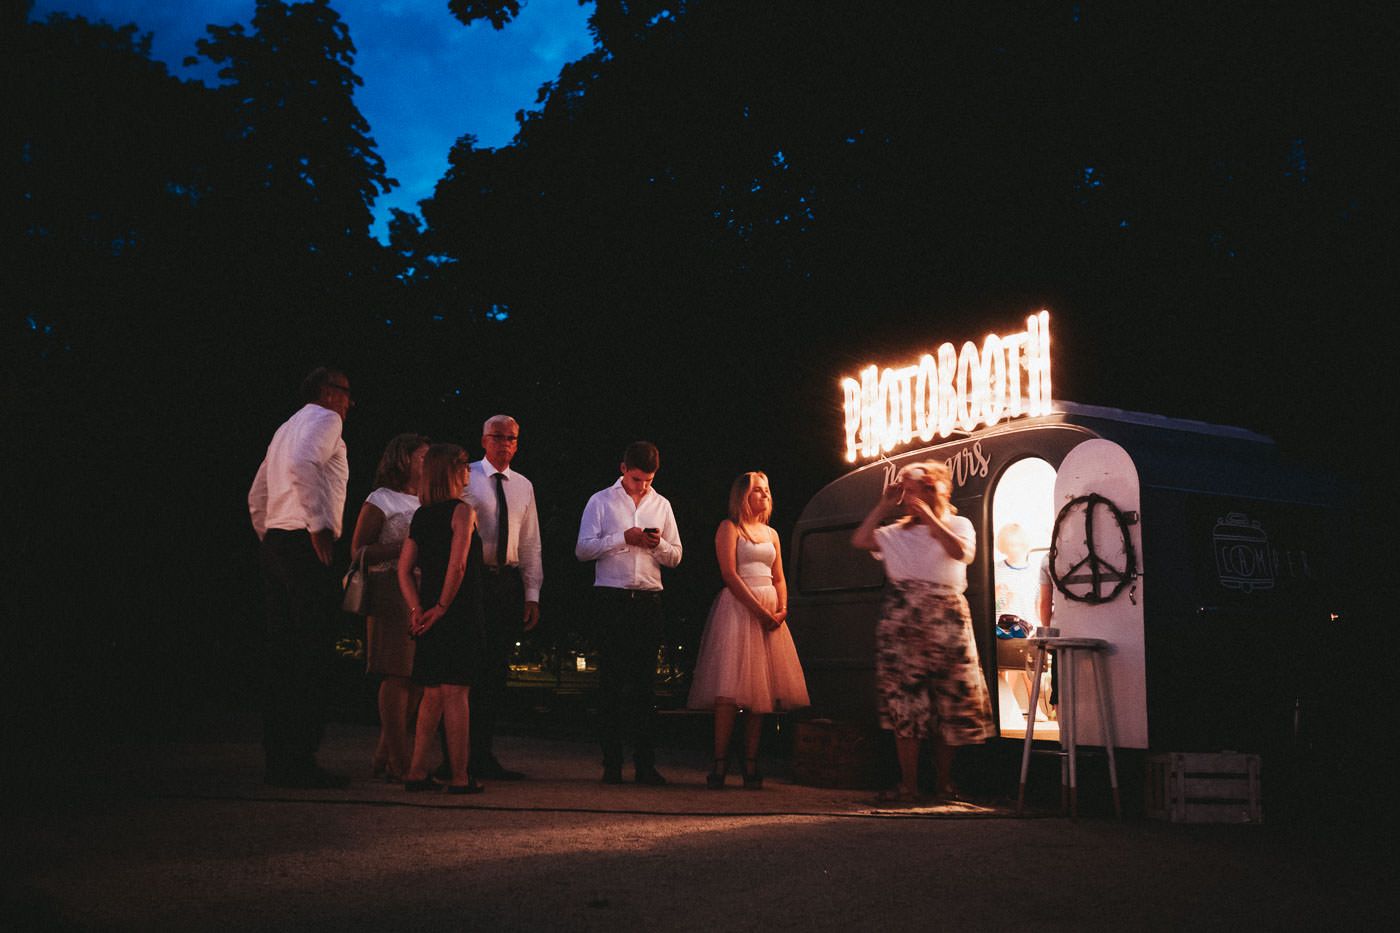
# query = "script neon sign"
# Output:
<box><xmin>841</xmin><ymin>310</ymin><xmax>1053</xmax><ymax>463</ymax></box>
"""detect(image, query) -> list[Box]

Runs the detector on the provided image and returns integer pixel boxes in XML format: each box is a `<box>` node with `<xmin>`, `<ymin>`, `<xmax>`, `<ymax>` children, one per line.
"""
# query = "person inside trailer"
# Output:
<box><xmin>993</xmin><ymin>523</ymin><xmax>1040</xmax><ymax>637</ymax></box>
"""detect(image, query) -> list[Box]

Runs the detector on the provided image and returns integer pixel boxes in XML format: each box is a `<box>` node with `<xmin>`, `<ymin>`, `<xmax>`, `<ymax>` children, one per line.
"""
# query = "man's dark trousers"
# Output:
<box><xmin>472</xmin><ymin>565</ymin><xmax>524</xmax><ymax>766</ymax></box>
<box><xmin>595</xmin><ymin>587</ymin><xmax>663</xmax><ymax>770</ymax></box>
<box><xmin>259</xmin><ymin>529</ymin><xmax>338</xmax><ymax>776</ymax></box>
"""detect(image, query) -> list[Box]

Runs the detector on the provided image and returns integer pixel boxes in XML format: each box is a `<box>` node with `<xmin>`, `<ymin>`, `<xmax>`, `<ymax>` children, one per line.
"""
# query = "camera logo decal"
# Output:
<box><xmin>1212</xmin><ymin>512</ymin><xmax>1274</xmax><ymax>593</ymax></box>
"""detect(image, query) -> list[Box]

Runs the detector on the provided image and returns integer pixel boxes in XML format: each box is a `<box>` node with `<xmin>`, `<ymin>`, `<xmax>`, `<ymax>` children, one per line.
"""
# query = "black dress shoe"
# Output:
<box><xmin>601</xmin><ymin>765</ymin><xmax>625</xmax><ymax>784</ymax></box>
<box><xmin>265</xmin><ymin>766</ymin><xmax>351</xmax><ymax>789</ymax></box>
<box><xmin>634</xmin><ymin>766</ymin><xmax>668</xmax><ymax>786</ymax></box>
<box><xmin>404</xmin><ymin>776</ymin><xmax>436</xmax><ymax>792</ymax></box>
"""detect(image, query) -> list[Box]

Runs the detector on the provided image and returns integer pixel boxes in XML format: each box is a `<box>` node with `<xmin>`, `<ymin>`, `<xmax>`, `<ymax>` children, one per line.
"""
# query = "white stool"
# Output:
<box><xmin>1016</xmin><ymin>636</ymin><xmax>1121</xmax><ymax>819</ymax></box>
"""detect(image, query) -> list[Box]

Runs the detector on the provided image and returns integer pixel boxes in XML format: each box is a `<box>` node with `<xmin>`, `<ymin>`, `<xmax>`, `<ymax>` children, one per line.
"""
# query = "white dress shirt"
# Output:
<box><xmin>463</xmin><ymin>459</ymin><xmax>543</xmax><ymax>602</ymax></box>
<box><xmin>248</xmin><ymin>403</ymin><xmax>349</xmax><ymax>540</ymax></box>
<box><xmin>575</xmin><ymin>478</ymin><xmax>682</xmax><ymax>591</ymax></box>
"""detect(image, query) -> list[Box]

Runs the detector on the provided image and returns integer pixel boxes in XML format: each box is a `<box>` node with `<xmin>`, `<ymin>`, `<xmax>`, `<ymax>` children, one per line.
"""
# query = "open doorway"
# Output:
<box><xmin>990</xmin><ymin>457</ymin><xmax>1057</xmax><ymax>739</ymax></box>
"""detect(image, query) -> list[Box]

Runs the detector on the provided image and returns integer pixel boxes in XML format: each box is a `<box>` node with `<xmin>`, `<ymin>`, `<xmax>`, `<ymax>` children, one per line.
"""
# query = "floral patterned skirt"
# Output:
<box><xmin>876</xmin><ymin>580</ymin><xmax>994</xmax><ymax>744</ymax></box>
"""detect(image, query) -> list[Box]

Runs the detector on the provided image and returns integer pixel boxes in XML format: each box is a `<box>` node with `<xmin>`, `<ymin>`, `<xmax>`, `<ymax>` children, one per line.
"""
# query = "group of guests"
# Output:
<box><xmin>250</xmin><ymin>367</ymin><xmax>994</xmax><ymax>801</ymax></box>
<box><xmin>351</xmin><ymin>422</ymin><xmax>541</xmax><ymax>794</ymax></box>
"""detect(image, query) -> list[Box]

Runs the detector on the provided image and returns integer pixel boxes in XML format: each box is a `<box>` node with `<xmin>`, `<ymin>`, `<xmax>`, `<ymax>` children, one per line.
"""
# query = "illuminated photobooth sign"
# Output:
<box><xmin>841</xmin><ymin>310</ymin><xmax>1053</xmax><ymax>463</ymax></box>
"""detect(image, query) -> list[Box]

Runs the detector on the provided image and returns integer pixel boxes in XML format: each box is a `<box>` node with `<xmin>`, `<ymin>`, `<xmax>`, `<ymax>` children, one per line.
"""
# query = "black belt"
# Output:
<box><xmin>599</xmin><ymin>587</ymin><xmax>662</xmax><ymax>601</ymax></box>
<box><xmin>483</xmin><ymin>564</ymin><xmax>521</xmax><ymax>576</ymax></box>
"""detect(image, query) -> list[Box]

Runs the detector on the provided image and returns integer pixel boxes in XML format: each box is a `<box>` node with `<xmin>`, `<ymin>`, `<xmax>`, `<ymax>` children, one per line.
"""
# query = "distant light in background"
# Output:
<box><xmin>1285</xmin><ymin>137</ymin><xmax>1309</xmax><ymax>183</ymax></box>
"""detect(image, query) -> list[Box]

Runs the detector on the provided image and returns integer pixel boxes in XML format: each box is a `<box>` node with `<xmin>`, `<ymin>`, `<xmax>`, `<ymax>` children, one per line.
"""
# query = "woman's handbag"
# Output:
<box><xmin>341</xmin><ymin>548</ymin><xmax>371</xmax><ymax>615</ymax></box>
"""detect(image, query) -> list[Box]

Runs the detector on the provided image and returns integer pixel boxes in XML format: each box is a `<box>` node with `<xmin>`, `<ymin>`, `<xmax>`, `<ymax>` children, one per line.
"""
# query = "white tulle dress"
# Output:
<box><xmin>687</xmin><ymin>535</ymin><xmax>810</xmax><ymax>713</ymax></box>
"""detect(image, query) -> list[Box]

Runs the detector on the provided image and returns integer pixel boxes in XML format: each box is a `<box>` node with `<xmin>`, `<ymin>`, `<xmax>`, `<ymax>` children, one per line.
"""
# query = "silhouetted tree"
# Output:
<box><xmin>192</xmin><ymin>0</ymin><xmax>397</xmax><ymax>361</ymax></box>
<box><xmin>421</xmin><ymin>0</ymin><xmax>1384</xmax><ymax>448</ymax></box>
<box><xmin>448</xmin><ymin>0</ymin><xmax>524</xmax><ymax>30</ymax></box>
<box><xmin>8</xmin><ymin>1</ymin><xmax>410</xmax><ymax>765</ymax></box>
<box><xmin>8</xmin><ymin>11</ymin><xmax>214</xmax><ymax>384</ymax></box>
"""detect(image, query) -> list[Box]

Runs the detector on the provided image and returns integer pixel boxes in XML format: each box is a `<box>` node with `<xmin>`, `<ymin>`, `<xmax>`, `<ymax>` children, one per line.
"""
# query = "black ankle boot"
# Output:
<box><xmin>707</xmin><ymin>757</ymin><xmax>728</xmax><ymax>790</ymax></box>
<box><xmin>742</xmin><ymin>757</ymin><xmax>763</xmax><ymax>790</ymax></box>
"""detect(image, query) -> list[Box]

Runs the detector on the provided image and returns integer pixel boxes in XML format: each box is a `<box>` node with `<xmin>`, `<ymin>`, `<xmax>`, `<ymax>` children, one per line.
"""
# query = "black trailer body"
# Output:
<box><xmin>788</xmin><ymin>402</ymin><xmax>1342</xmax><ymax>755</ymax></box>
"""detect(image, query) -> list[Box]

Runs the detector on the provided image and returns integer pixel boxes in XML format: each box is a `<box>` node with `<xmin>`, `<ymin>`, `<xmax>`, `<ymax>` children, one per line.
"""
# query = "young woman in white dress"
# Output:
<box><xmin>688</xmin><ymin>472</ymin><xmax>809</xmax><ymax>788</ymax></box>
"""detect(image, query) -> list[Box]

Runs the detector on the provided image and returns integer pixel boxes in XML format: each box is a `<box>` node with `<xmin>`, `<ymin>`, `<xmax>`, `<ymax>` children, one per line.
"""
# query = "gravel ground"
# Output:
<box><xmin>4</xmin><ymin>723</ymin><xmax>1390</xmax><ymax>931</ymax></box>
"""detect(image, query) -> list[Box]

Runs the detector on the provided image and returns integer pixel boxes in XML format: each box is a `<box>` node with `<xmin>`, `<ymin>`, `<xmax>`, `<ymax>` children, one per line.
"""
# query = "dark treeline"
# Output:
<box><xmin>6</xmin><ymin>1</ymin><xmax>1389</xmax><ymax>769</ymax></box>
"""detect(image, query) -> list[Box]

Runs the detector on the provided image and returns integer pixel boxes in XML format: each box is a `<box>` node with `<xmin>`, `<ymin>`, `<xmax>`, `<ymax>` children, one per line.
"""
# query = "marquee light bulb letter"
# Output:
<box><xmin>840</xmin><ymin>310</ymin><xmax>1053</xmax><ymax>463</ymax></box>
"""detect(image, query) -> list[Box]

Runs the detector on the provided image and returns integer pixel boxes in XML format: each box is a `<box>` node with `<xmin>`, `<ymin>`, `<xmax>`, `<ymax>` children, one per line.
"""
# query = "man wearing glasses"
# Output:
<box><xmin>248</xmin><ymin>367</ymin><xmax>353</xmax><ymax>788</ymax></box>
<box><xmin>462</xmin><ymin>414</ymin><xmax>542</xmax><ymax>780</ymax></box>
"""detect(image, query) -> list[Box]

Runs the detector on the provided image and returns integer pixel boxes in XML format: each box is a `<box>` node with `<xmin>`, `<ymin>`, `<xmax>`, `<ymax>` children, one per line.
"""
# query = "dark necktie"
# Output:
<box><xmin>492</xmin><ymin>472</ymin><xmax>509</xmax><ymax>567</ymax></box>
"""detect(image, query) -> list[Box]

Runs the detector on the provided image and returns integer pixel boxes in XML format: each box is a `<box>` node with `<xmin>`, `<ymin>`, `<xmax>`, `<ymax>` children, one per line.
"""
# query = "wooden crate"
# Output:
<box><xmin>791</xmin><ymin>719</ymin><xmax>883</xmax><ymax>789</ymax></box>
<box><xmin>1146</xmin><ymin>752</ymin><xmax>1263</xmax><ymax>823</ymax></box>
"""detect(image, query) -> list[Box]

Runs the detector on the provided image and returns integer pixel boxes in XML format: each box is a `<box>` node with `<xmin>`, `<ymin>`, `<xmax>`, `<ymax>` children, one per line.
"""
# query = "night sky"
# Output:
<box><xmin>28</xmin><ymin>0</ymin><xmax>595</xmax><ymax>240</ymax></box>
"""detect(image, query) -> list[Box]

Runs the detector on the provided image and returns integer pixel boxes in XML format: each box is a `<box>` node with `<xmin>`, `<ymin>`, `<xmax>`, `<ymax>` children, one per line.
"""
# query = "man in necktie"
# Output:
<box><xmin>463</xmin><ymin>414</ymin><xmax>542</xmax><ymax>780</ymax></box>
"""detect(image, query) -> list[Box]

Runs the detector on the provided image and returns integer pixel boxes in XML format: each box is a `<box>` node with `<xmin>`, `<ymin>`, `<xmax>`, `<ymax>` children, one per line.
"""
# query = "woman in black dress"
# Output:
<box><xmin>397</xmin><ymin>444</ymin><xmax>485</xmax><ymax>794</ymax></box>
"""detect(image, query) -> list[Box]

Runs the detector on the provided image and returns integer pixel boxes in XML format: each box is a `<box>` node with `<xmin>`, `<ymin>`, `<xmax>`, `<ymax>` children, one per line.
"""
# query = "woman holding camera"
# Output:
<box><xmin>852</xmin><ymin>460</ymin><xmax>993</xmax><ymax>803</ymax></box>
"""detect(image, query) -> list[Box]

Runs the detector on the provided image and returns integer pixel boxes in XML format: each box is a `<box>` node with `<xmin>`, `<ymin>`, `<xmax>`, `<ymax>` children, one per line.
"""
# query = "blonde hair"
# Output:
<box><xmin>898</xmin><ymin>459</ymin><xmax>958</xmax><ymax>515</ymax></box>
<box><xmin>727</xmin><ymin>471</ymin><xmax>773</xmax><ymax>539</ymax></box>
<box><xmin>995</xmin><ymin>523</ymin><xmax>1027</xmax><ymax>555</ymax></box>
<box><xmin>420</xmin><ymin>443</ymin><xmax>470</xmax><ymax>506</ymax></box>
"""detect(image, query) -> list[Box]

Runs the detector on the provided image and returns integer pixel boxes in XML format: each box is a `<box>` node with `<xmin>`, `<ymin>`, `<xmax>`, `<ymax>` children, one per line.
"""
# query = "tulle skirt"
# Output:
<box><xmin>687</xmin><ymin>582</ymin><xmax>810</xmax><ymax>714</ymax></box>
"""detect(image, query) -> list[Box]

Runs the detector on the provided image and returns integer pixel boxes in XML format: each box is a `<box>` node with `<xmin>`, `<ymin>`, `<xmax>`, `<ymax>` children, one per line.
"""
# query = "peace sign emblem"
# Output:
<box><xmin>1048</xmin><ymin>493</ymin><xmax>1139</xmax><ymax>605</ymax></box>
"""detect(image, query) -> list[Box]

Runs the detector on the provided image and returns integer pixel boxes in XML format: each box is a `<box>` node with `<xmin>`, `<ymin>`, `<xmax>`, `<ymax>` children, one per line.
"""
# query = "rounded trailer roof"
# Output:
<box><xmin>799</xmin><ymin>401</ymin><xmax>1338</xmax><ymax>525</ymax></box>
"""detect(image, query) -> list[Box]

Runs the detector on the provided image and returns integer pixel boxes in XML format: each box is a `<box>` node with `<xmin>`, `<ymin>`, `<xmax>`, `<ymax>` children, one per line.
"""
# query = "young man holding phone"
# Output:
<box><xmin>575</xmin><ymin>441</ymin><xmax>683</xmax><ymax>784</ymax></box>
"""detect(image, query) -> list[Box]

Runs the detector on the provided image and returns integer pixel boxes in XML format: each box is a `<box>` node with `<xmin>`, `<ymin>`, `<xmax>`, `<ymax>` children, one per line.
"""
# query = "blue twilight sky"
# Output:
<box><xmin>29</xmin><ymin>0</ymin><xmax>596</xmax><ymax>242</ymax></box>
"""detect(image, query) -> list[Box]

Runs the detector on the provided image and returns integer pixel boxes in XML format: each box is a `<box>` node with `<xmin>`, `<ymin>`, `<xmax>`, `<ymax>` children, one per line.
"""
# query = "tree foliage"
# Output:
<box><xmin>448</xmin><ymin>0</ymin><xmax>525</xmax><ymax>30</ymax></box>
<box><xmin>194</xmin><ymin>0</ymin><xmax>396</xmax><ymax>252</ymax></box>
<box><xmin>420</xmin><ymin>0</ymin><xmax>1385</xmax><ymax>440</ymax></box>
<box><xmin>9</xmin><ymin>2</ymin><xmax>405</xmax><ymax>748</ymax></box>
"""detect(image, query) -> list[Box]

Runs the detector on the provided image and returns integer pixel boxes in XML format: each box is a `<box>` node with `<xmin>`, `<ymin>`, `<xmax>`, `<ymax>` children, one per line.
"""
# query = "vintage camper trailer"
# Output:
<box><xmin>789</xmin><ymin>316</ymin><xmax>1341</xmax><ymax>765</ymax></box>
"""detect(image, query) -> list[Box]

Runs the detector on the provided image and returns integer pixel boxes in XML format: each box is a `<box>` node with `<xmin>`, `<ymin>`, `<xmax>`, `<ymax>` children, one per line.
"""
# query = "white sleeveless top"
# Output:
<box><xmin>735</xmin><ymin>534</ymin><xmax>776</xmax><ymax>586</ymax></box>
<box><xmin>364</xmin><ymin>487</ymin><xmax>420</xmax><ymax>572</ymax></box>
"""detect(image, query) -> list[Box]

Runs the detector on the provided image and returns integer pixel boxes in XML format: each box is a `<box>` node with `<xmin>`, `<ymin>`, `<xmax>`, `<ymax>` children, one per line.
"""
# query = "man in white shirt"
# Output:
<box><xmin>462</xmin><ymin>414</ymin><xmax>542</xmax><ymax>781</ymax></box>
<box><xmin>248</xmin><ymin>367</ymin><xmax>353</xmax><ymax>789</ymax></box>
<box><xmin>576</xmin><ymin>441</ymin><xmax>682</xmax><ymax>785</ymax></box>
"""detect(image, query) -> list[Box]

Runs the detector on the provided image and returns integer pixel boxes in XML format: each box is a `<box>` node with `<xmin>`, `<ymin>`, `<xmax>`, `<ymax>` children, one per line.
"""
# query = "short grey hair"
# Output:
<box><xmin>482</xmin><ymin>414</ymin><xmax>518</xmax><ymax>434</ymax></box>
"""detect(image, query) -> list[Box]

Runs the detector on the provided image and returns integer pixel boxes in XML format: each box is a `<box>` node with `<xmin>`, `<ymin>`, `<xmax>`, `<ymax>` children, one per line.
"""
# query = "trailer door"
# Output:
<box><xmin>1050</xmin><ymin>439</ymin><xmax>1149</xmax><ymax>748</ymax></box>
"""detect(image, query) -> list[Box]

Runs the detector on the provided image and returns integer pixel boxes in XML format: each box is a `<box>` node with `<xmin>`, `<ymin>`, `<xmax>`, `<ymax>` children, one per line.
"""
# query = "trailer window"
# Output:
<box><xmin>796</xmin><ymin>525</ymin><xmax>886</xmax><ymax>594</ymax></box>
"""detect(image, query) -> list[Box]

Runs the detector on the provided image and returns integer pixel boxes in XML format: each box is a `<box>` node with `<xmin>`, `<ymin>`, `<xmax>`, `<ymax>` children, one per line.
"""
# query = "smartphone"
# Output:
<box><xmin>644</xmin><ymin>527</ymin><xmax>659</xmax><ymax>534</ymax></box>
